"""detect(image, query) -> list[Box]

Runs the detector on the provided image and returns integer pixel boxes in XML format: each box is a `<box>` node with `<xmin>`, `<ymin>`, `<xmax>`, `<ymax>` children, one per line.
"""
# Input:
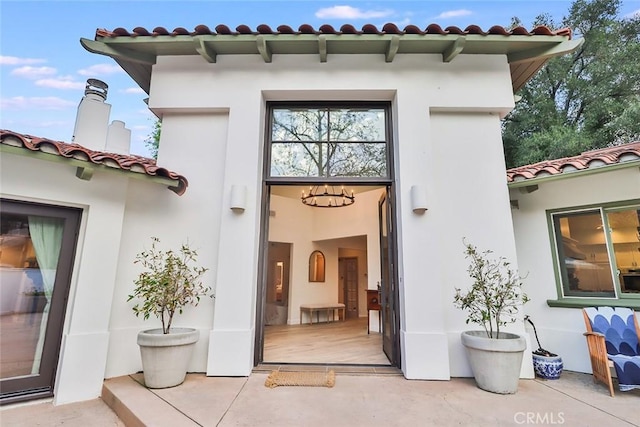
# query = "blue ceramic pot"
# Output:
<box><xmin>532</xmin><ymin>353</ymin><xmax>563</xmax><ymax>380</ymax></box>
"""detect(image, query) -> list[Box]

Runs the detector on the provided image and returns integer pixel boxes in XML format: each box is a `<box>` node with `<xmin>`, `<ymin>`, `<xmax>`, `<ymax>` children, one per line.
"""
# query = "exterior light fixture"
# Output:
<box><xmin>230</xmin><ymin>185</ymin><xmax>247</xmax><ymax>213</ymax></box>
<box><xmin>301</xmin><ymin>185</ymin><xmax>355</xmax><ymax>208</ymax></box>
<box><xmin>410</xmin><ymin>185</ymin><xmax>428</xmax><ymax>214</ymax></box>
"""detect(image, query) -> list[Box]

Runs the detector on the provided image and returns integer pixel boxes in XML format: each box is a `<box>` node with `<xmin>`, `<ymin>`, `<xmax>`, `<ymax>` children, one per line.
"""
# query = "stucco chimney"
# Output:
<box><xmin>72</xmin><ymin>79</ymin><xmax>110</xmax><ymax>151</ymax></box>
<box><xmin>105</xmin><ymin>120</ymin><xmax>131</xmax><ymax>155</ymax></box>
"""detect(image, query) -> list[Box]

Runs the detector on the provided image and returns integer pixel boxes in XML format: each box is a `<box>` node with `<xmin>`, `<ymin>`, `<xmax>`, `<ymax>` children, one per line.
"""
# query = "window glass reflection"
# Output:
<box><xmin>0</xmin><ymin>214</ymin><xmax>63</xmax><ymax>379</ymax></box>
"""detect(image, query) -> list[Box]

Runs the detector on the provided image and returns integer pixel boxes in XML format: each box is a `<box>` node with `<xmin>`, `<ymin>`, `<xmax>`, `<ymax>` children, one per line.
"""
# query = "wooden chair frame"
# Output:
<box><xmin>582</xmin><ymin>308</ymin><xmax>640</xmax><ymax>397</ymax></box>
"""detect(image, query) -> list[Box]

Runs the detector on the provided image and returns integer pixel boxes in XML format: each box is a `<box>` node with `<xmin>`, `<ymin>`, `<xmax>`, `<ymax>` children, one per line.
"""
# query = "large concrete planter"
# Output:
<box><xmin>137</xmin><ymin>327</ymin><xmax>199</xmax><ymax>389</ymax></box>
<box><xmin>461</xmin><ymin>330</ymin><xmax>527</xmax><ymax>394</ymax></box>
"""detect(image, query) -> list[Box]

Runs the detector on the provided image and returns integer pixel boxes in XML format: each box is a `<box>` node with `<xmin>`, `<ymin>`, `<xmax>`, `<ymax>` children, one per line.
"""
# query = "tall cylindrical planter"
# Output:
<box><xmin>137</xmin><ymin>328</ymin><xmax>199</xmax><ymax>389</ymax></box>
<box><xmin>461</xmin><ymin>330</ymin><xmax>526</xmax><ymax>394</ymax></box>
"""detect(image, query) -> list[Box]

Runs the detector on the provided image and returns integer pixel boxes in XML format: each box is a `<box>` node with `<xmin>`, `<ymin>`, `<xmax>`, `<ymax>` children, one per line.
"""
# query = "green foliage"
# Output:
<box><xmin>503</xmin><ymin>0</ymin><xmax>640</xmax><ymax>168</ymax></box>
<box><xmin>453</xmin><ymin>240</ymin><xmax>529</xmax><ymax>339</ymax></box>
<box><xmin>128</xmin><ymin>237</ymin><xmax>212</xmax><ymax>334</ymax></box>
<box><xmin>144</xmin><ymin>120</ymin><xmax>161</xmax><ymax>160</ymax></box>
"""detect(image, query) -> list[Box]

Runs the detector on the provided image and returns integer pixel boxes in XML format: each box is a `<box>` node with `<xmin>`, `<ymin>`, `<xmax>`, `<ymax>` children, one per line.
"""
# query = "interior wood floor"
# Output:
<box><xmin>263</xmin><ymin>317</ymin><xmax>390</xmax><ymax>365</ymax></box>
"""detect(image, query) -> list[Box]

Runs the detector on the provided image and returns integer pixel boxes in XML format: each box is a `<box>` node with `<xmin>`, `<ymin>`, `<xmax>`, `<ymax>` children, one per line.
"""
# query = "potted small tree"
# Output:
<box><xmin>453</xmin><ymin>240</ymin><xmax>529</xmax><ymax>394</ymax></box>
<box><xmin>128</xmin><ymin>237</ymin><xmax>212</xmax><ymax>389</ymax></box>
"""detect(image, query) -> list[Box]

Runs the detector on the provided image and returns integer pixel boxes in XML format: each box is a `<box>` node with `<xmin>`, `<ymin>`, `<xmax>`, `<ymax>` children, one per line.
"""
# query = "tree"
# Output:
<box><xmin>502</xmin><ymin>0</ymin><xmax>640</xmax><ymax>168</ymax></box>
<box><xmin>145</xmin><ymin>119</ymin><xmax>161</xmax><ymax>160</ymax></box>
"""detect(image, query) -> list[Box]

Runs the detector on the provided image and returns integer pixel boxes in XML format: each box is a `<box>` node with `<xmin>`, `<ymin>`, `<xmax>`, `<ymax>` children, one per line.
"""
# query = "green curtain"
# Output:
<box><xmin>28</xmin><ymin>216</ymin><xmax>64</xmax><ymax>374</ymax></box>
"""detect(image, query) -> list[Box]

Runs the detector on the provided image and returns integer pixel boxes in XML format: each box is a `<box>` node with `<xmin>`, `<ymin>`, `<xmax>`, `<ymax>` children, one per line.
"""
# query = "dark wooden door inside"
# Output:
<box><xmin>342</xmin><ymin>257</ymin><xmax>359</xmax><ymax>319</ymax></box>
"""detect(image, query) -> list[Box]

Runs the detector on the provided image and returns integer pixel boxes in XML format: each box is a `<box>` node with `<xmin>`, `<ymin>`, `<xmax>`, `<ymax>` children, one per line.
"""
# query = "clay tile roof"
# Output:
<box><xmin>277</xmin><ymin>25</ymin><xmax>295</xmax><ymax>34</ymax></box>
<box><xmin>94</xmin><ymin>23</ymin><xmax>572</xmax><ymax>38</ymax></box>
<box><xmin>0</xmin><ymin>129</ymin><xmax>188</xmax><ymax>195</ymax></box>
<box><xmin>237</xmin><ymin>24</ymin><xmax>254</xmax><ymax>34</ymax></box>
<box><xmin>507</xmin><ymin>142</ymin><xmax>640</xmax><ymax>183</ymax></box>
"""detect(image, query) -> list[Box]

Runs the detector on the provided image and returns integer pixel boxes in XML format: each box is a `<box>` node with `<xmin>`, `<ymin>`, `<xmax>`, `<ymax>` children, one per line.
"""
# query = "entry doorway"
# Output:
<box><xmin>256</xmin><ymin>184</ymin><xmax>399</xmax><ymax>367</ymax></box>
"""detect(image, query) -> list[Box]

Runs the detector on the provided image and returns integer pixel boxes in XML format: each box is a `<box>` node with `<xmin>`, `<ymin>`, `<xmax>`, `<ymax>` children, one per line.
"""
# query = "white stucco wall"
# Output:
<box><xmin>136</xmin><ymin>51</ymin><xmax>525</xmax><ymax>380</ymax></box>
<box><xmin>509</xmin><ymin>167</ymin><xmax>640</xmax><ymax>373</ymax></box>
<box><xmin>104</xmin><ymin>113</ymin><xmax>225</xmax><ymax>379</ymax></box>
<box><xmin>2</xmin><ymin>48</ymin><xmax>537</xmax><ymax>404</ymax></box>
<box><xmin>0</xmin><ymin>153</ymin><xmax>128</xmax><ymax>404</ymax></box>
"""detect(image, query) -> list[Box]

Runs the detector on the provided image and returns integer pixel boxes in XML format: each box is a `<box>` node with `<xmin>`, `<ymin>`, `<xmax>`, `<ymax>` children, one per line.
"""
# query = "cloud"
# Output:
<box><xmin>35</xmin><ymin>78</ymin><xmax>85</xmax><ymax>90</ymax></box>
<box><xmin>316</xmin><ymin>5</ymin><xmax>393</xmax><ymax>20</ymax></box>
<box><xmin>392</xmin><ymin>18</ymin><xmax>412</xmax><ymax>28</ymax></box>
<box><xmin>10</xmin><ymin>66</ymin><xmax>57</xmax><ymax>79</ymax></box>
<box><xmin>120</xmin><ymin>87</ymin><xmax>146</xmax><ymax>94</ymax></box>
<box><xmin>624</xmin><ymin>8</ymin><xmax>640</xmax><ymax>19</ymax></box>
<box><xmin>78</xmin><ymin>64</ymin><xmax>124</xmax><ymax>76</ymax></box>
<box><xmin>0</xmin><ymin>56</ymin><xmax>46</xmax><ymax>66</ymax></box>
<box><xmin>435</xmin><ymin>9</ymin><xmax>473</xmax><ymax>19</ymax></box>
<box><xmin>0</xmin><ymin>96</ymin><xmax>76</xmax><ymax>110</ymax></box>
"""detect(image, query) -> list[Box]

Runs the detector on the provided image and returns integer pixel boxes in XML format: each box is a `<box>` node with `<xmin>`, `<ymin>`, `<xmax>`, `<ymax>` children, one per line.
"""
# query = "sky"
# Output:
<box><xmin>2</xmin><ymin>0</ymin><xmax>639</xmax><ymax>158</ymax></box>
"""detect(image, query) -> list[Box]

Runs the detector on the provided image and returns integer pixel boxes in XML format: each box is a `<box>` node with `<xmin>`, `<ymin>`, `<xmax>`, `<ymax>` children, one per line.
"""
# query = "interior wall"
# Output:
<box><xmin>269</xmin><ymin>189</ymin><xmax>383</xmax><ymax>323</ymax></box>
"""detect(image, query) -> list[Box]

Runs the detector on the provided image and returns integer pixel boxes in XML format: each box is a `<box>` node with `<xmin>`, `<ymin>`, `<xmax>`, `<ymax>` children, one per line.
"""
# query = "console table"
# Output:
<box><xmin>299</xmin><ymin>303</ymin><xmax>346</xmax><ymax>325</ymax></box>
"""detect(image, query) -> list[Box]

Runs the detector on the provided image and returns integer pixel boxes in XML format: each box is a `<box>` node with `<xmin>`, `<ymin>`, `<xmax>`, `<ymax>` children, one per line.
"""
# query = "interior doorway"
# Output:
<box><xmin>339</xmin><ymin>257</ymin><xmax>359</xmax><ymax>320</ymax></box>
<box><xmin>264</xmin><ymin>242</ymin><xmax>291</xmax><ymax>326</ymax></box>
<box><xmin>256</xmin><ymin>184</ymin><xmax>399</xmax><ymax>367</ymax></box>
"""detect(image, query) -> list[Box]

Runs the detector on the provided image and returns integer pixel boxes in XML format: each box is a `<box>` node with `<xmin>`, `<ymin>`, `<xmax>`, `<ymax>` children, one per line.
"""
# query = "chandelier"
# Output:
<box><xmin>301</xmin><ymin>185</ymin><xmax>355</xmax><ymax>208</ymax></box>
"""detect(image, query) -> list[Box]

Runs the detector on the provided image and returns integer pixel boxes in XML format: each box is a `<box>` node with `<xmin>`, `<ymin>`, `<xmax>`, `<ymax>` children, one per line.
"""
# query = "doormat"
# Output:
<box><xmin>264</xmin><ymin>370</ymin><xmax>335</xmax><ymax>388</ymax></box>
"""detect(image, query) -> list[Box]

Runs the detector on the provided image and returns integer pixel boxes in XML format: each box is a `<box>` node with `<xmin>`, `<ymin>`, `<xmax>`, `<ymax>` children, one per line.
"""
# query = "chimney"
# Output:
<box><xmin>72</xmin><ymin>79</ymin><xmax>110</xmax><ymax>151</ymax></box>
<box><xmin>106</xmin><ymin>120</ymin><xmax>131</xmax><ymax>155</ymax></box>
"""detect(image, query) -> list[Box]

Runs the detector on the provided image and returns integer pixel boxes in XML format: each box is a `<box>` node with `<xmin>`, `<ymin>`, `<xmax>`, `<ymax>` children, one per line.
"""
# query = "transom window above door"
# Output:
<box><xmin>268</xmin><ymin>103</ymin><xmax>391</xmax><ymax>179</ymax></box>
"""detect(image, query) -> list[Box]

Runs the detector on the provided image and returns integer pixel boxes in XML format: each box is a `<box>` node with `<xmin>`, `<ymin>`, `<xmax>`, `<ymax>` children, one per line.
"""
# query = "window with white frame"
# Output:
<box><xmin>550</xmin><ymin>202</ymin><xmax>640</xmax><ymax>299</ymax></box>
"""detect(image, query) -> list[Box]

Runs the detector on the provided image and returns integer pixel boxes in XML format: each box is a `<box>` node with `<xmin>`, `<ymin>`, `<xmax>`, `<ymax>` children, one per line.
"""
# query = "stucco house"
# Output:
<box><xmin>3</xmin><ymin>21</ymin><xmax>635</xmax><ymax>406</ymax></box>
<box><xmin>508</xmin><ymin>143</ymin><xmax>640</xmax><ymax>373</ymax></box>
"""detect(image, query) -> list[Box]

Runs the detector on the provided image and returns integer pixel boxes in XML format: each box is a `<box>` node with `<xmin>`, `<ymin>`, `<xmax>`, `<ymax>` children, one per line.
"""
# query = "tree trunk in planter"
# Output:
<box><xmin>137</xmin><ymin>328</ymin><xmax>199</xmax><ymax>389</ymax></box>
<box><xmin>461</xmin><ymin>331</ymin><xmax>526</xmax><ymax>394</ymax></box>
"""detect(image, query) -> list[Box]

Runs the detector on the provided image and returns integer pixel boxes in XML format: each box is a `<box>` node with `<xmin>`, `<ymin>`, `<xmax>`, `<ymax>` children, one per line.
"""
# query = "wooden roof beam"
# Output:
<box><xmin>256</xmin><ymin>35</ymin><xmax>272</xmax><ymax>63</ymax></box>
<box><xmin>194</xmin><ymin>37</ymin><xmax>217</xmax><ymax>63</ymax></box>
<box><xmin>318</xmin><ymin>35</ymin><xmax>327</xmax><ymax>63</ymax></box>
<box><xmin>385</xmin><ymin>36</ymin><xmax>400</xmax><ymax>63</ymax></box>
<box><xmin>442</xmin><ymin>37</ymin><xmax>465</xmax><ymax>63</ymax></box>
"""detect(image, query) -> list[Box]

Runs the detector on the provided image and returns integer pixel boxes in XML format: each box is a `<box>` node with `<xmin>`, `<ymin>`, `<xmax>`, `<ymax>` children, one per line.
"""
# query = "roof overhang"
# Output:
<box><xmin>81</xmin><ymin>30</ymin><xmax>583</xmax><ymax>95</ymax></box>
<box><xmin>507</xmin><ymin>160</ymin><xmax>640</xmax><ymax>189</ymax></box>
<box><xmin>0</xmin><ymin>131</ymin><xmax>188</xmax><ymax>195</ymax></box>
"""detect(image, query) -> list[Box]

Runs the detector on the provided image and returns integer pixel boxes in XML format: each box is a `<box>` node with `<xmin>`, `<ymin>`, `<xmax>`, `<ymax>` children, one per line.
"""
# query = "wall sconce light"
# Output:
<box><xmin>410</xmin><ymin>185</ymin><xmax>428</xmax><ymax>214</ymax></box>
<box><xmin>230</xmin><ymin>185</ymin><xmax>247</xmax><ymax>213</ymax></box>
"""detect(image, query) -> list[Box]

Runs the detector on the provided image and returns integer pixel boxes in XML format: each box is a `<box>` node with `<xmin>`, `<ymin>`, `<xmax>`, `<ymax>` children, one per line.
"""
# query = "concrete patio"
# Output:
<box><xmin>2</xmin><ymin>369</ymin><xmax>638</xmax><ymax>426</ymax></box>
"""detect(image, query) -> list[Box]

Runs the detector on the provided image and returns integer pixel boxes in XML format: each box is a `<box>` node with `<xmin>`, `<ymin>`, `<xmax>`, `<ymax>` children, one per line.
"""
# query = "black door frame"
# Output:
<box><xmin>0</xmin><ymin>199</ymin><xmax>81</xmax><ymax>405</ymax></box>
<box><xmin>254</xmin><ymin>100</ymin><xmax>401</xmax><ymax>367</ymax></box>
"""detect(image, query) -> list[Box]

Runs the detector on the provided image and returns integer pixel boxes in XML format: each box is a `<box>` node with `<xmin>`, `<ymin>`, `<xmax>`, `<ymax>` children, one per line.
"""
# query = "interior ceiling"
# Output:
<box><xmin>270</xmin><ymin>185</ymin><xmax>383</xmax><ymax>200</ymax></box>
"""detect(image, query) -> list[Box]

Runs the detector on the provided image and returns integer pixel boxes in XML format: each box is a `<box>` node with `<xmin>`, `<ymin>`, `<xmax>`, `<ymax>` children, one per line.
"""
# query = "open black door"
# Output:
<box><xmin>378</xmin><ymin>189</ymin><xmax>398</xmax><ymax>364</ymax></box>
